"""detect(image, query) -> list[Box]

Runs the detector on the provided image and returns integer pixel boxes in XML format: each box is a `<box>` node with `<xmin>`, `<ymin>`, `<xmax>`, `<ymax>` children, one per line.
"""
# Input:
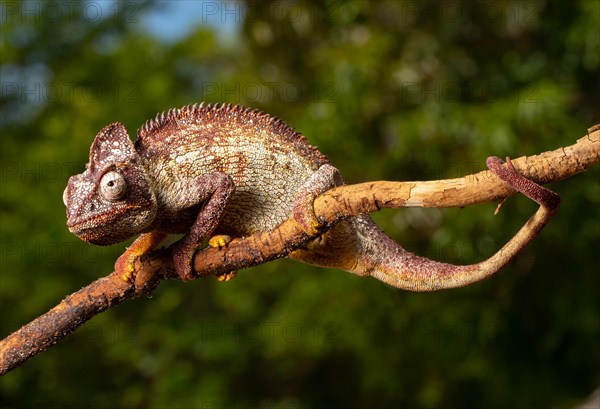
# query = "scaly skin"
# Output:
<box><xmin>64</xmin><ymin>103</ymin><xmax>560</xmax><ymax>290</ymax></box>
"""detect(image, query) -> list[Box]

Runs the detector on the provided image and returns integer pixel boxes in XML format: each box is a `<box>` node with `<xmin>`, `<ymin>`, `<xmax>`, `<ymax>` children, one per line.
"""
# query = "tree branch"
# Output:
<box><xmin>1</xmin><ymin>126</ymin><xmax>598</xmax><ymax>375</ymax></box>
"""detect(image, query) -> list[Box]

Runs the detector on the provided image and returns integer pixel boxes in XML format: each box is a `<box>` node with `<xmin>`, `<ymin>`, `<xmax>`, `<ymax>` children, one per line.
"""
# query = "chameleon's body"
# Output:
<box><xmin>64</xmin><ymin>103</ymin><xmax>560</xmax><ymax>291</ymax></box>
<box><xmin>135</xmin><ymin>104</ymin><xmax>329</xmax><ymax>238</ymax></box>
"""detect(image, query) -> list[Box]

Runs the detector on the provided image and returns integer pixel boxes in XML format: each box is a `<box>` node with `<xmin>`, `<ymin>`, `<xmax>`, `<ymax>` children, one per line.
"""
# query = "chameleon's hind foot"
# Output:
<box><xmin>292</xmin><ymin>202</ymin><xmax>322</xmax><ymax>235</ymax></box>
<box><xmin>292</xmin><ymin>164</ymin><xmax>343</xmax><ymax>235</ymax></box>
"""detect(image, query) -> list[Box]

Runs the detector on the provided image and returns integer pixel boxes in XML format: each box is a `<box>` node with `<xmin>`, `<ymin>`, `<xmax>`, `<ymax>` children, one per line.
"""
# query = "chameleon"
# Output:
<box><xmin>63</xmin><ymin>103</ymin><xmax>560</xmax><ymax>291</ymax></box>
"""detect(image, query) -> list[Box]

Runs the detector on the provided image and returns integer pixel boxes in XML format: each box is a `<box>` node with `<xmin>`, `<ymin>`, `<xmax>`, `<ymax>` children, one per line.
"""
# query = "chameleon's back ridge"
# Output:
<box><xmin>135</xmin><ymin>102</ymin><xmax>328</xmax><ymax>167</ymax></box>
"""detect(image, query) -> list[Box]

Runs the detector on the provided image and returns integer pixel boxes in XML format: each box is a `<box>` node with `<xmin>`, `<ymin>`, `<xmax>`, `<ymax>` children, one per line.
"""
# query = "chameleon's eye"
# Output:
<box><xmin>62</xmin><ymin>186</ymin><xmax>69</xmax><ymax>206</ymax></box>
<box><xmin>100</xmin><ymin>171</ymin><xmax>127</xmax><ymax>202</ymax></box>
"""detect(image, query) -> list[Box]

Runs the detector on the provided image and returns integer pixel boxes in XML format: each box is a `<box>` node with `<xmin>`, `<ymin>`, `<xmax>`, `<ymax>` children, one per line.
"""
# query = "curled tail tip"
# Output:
<box><xmin>486</xmin><ymin>156</ymin><xmax>503</xmax><ymax>167</ymax></box>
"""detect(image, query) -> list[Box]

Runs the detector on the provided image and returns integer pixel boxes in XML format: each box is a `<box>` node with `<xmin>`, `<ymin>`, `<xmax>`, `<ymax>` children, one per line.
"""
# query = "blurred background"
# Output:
<box><xmin>1</xmin><ymin>1</ymin><xmax>599</xmax><ymax>408</ymax></box>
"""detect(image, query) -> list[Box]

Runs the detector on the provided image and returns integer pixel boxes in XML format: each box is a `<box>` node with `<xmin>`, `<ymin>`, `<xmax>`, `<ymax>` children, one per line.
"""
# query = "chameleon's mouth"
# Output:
<box><xmin>67</xmin><ymin>215</ymin><xmax>116</xmax><ymax>245</ymax></box>
<box><xmin>66</xmin><ymin>211</ymin><xmax>112</xmax><ymax>231</ymax></box>
<box><xmin>66</xmin><ymin>201</ymin><xmax>155</xmax><ymax>245</ymax></box>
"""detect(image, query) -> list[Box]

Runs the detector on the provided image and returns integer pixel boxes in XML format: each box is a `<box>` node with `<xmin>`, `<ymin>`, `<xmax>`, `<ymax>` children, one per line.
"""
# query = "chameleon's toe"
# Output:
<box><xmin>114</xmin><ymin>232</ymin><xmax>168</xmax><ymax>283</ymax></box>
<box><xmin>115</xmin><ymin>252</ymin><xmax>138</xmax><ymax>283</ymax></box>
<box><xmin>171</xmin><ymin>241</ymin><xmax>197</xmax><ymax>281</ymax></box>
<box><xmin>208</xmin><ymin>234</ymin><xmax>232</xmax><ymax>248</ymax></box>
<box><xmin>291</xmin><ymin>164</ymin><xmax>341</xmax><ymax>236</ymax></box>
<box><xmin>292</xmin><ymin>203</ymin><xmax>322</xmax><ymax>236</ymax></box>
<box><xmin>216</xmin><ymin>270</ymin><xmax>237</xmax><ymax>282</ymax></box>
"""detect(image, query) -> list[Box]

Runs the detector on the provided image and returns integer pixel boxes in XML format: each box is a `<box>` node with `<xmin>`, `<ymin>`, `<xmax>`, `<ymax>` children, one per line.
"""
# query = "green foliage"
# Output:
<box><xmin>1</xmin><ymin>1</ymin><xmax>598</xmax><ymax>408</ymax></box>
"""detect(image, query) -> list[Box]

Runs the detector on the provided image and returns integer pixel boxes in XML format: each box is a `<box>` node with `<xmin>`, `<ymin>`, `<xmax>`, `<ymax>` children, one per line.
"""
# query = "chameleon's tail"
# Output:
<box><xmin>292</xmin><ymin>202</ymin><xmax>555</xmax><ymax>292</ymax></box>
<box><xmin>291</xmin><ymin>167</ymin><xmax>559</xmax><ymax>292</ymax></box>
<box><xmin>348</xmin><ymin>212</ymin><xmax>555</xmax><ymax>291</ymax></box>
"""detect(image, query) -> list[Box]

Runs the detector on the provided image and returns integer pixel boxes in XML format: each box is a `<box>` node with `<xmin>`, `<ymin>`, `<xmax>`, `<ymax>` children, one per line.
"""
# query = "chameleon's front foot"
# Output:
<box><xmin>172</xmin><ymin>235</ymin><xmax>238</xmax><ymax>282</ymax></box>
<box><xmin>115</xmin><ymin>232</ymin><xmax>168</xmax><ymax>282</ymax></box>
<box><xmin>115</xmin><ymin>251</ymin><xmax>138</xmax><ymax>283</ymax></box>
<box><xmin>216</xmin><ymin>270</ymin><xmax>237</xmax><ymax>281</ymax></box>
<box><xmin>208</xmin><ymin>234</ymin><xmax>232</xmax><ymax>248</ymax></box>
<box><xmin>172</xmin><ymin>241</ymin><xmax>197</xmax><ymax>281</ymax></box>
<box><xmin>208</xmin><ymin>235</ymin><xmax>238</xmax><ymax>281</ymax></box>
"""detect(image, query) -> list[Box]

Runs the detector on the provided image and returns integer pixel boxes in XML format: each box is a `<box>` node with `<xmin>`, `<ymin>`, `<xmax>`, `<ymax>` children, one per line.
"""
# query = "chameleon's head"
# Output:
<box><xmin>64</xmin><ymin>123</ymin><xmax>157</xmax><ymax>245</ymax></box>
